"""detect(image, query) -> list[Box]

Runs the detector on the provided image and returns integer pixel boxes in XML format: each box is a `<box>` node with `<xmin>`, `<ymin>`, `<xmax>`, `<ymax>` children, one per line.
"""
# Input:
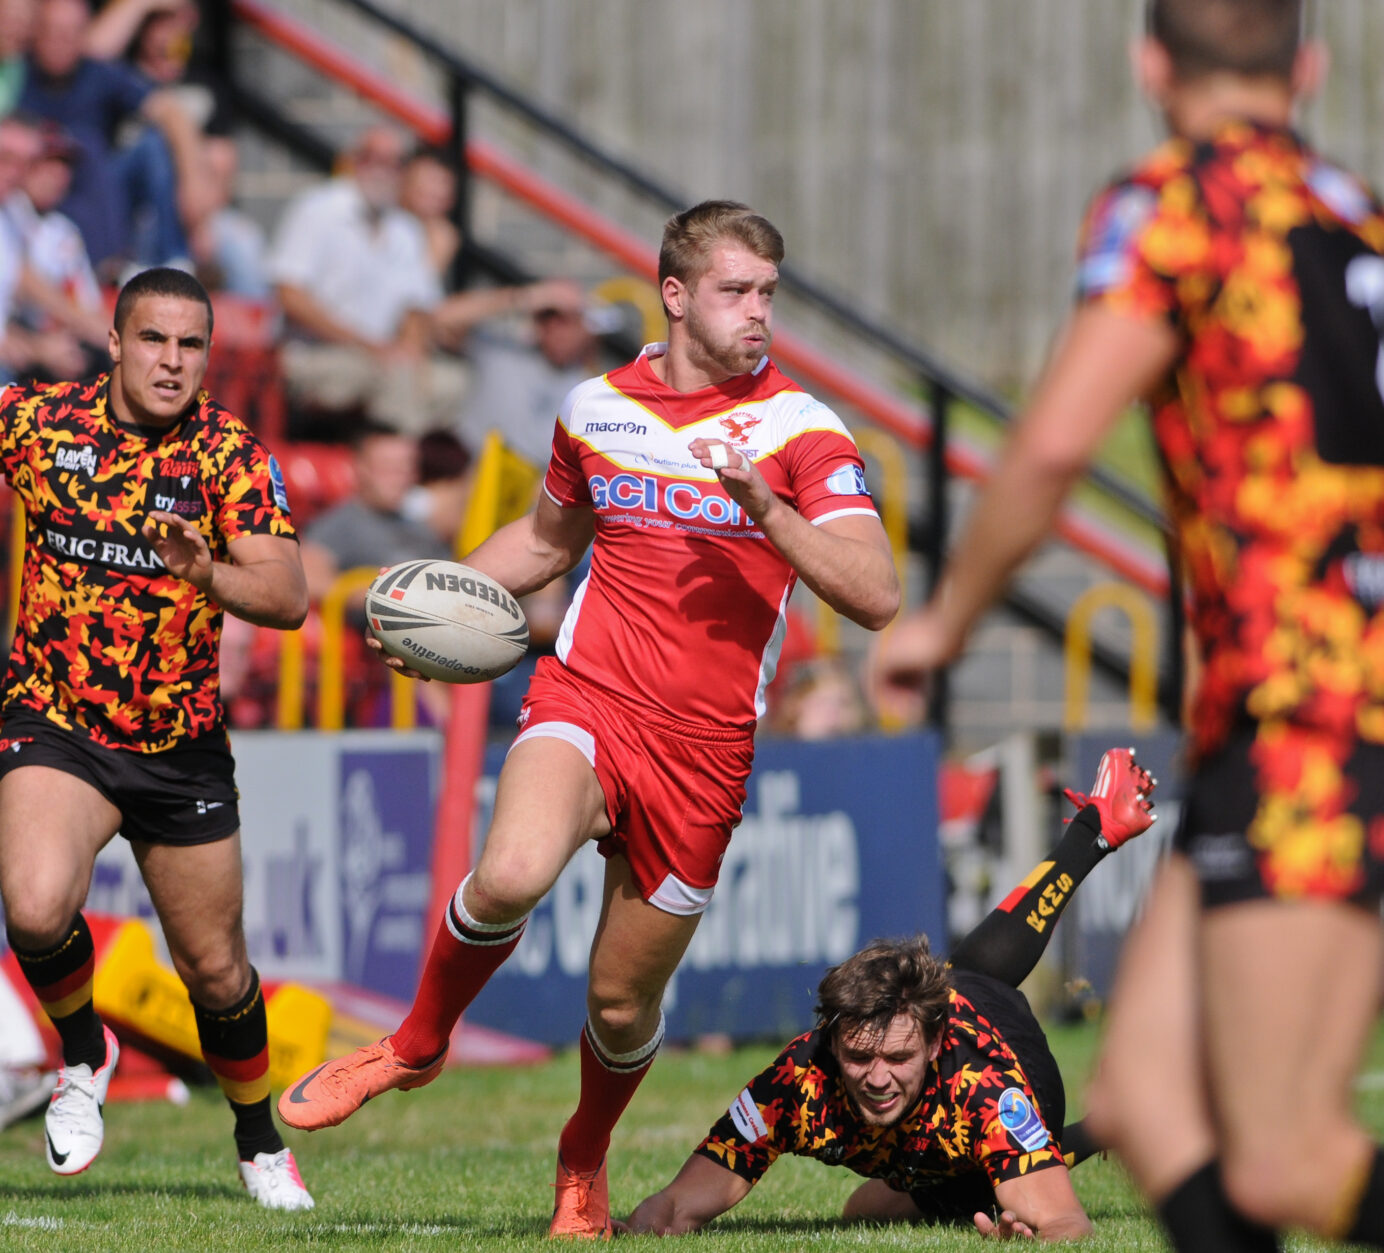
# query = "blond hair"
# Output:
<box><xmin>658</xmin><ymin>200</ymin><xmax>784</xmax><ymax>313</ymax></box>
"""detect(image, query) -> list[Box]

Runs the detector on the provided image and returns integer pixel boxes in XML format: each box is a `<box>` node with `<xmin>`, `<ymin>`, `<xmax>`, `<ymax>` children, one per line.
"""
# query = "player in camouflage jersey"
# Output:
<box><xmin>624</xmin><ymin>749</ymin><xmax>1156</xmax><ymax>1240</ymax></box>
<box><xmin>0</xmin><ymin>268</ymin><xmax>313</xmax><ymax>1208</ymax></box>
<box><xmin>872</xmin><ymin>1</ymin><xmax>1384</xmax><ymax>1248</ymax></box>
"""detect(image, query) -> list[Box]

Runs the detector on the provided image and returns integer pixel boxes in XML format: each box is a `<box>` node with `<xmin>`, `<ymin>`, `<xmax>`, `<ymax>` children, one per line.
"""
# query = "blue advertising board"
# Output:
<box><xmin>465</xmin><ymin>732</ymin><xmax>943</xmax><ymax>1045</ymax></box>
<box><xmin>337</xmin><ymin>746</ymin><xmax>438</xmax><ymax>995</ymax></box>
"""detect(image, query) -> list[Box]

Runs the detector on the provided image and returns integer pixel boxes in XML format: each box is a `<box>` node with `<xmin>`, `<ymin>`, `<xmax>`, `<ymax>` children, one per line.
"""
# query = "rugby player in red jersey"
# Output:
<box><xmin>279</xmin><ymin>201</ymin><xmax>900</xmax><ymax>1237</ymax></box>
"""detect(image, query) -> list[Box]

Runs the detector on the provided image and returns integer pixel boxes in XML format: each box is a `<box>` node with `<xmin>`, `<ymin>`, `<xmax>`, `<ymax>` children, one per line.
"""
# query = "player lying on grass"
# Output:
<box><xmin>623</xmin><ymin>748</ymin><xmax>1156</xmax><ymax>1242</ymax></box>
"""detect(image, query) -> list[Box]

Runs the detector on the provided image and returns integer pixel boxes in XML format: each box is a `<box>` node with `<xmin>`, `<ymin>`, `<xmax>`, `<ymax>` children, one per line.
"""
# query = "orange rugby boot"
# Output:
<box><xmin>1063</xmin><ymin>747</ymin><xmax>1157</xmax><ymax>850</ymax></box>
<box><xmin>550</xmin><ymin>1154</ymin><xmax>612</xmax><ymax>1240</ymax></box>
<box><xmin>277</xmin><ymin>1036</ymin><xmax>446</xmax><ymax>1130</ymax></box>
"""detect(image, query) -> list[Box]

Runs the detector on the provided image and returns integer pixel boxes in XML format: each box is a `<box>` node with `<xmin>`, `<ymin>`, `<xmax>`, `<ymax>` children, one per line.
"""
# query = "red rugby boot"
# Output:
<box><xmin>277</xmin><ymin>1037</ymin><xmax>446</xmax><ymax>1130</ymax></box>
<box><xmin>1063</xmin><ymin>747</ymin><xmax>1157</xmax><ymax>850</ymax></box>
<box><xmin>550</xmin><ymin>1154</ymin><xmax>612</xmax><ymax>1240</ymax></box>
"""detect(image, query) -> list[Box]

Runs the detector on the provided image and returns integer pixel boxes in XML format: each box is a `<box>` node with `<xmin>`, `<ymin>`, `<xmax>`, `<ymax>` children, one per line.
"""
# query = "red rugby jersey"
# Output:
<box><xmin>542</xmin><ymin>346</ymin><xmax>878</xmax><ymax>730</ymax></box>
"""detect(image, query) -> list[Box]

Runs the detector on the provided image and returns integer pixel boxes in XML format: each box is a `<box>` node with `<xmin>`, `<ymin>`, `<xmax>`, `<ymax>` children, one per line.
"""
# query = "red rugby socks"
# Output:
<box><xmin>390</xmin><ymin>875</ymin><xmax>528</xmax><ymax>1065</ymax></box>
<box><xmin>557</xmin><ymin>1015</ymin><xmax>665</xmax><ymax>1174</ymax></box>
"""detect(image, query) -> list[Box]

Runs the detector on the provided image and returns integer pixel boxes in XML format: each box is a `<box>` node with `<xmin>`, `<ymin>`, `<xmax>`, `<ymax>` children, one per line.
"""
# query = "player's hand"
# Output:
<box><xmin>973</xmin><ymin>1209</ymin><xmax>1036</xmax><ymax>1240</ymax></box>
<box><xmin>143</xmin><ymin>510</ymin><xmax>213</xmax><ymax>592</ymax></box>
<box><xmin>864</xmin><ymin>607</ymin><xmax>965</xmax><ymax>726</ymax></box>
<box><xmin>364</xmin><ymin>632</ymin><xmax>432</xmax><ymax>682</ymax></box>
<box><xmin>687</xmin><ymin>438</ymin><xmax>776</xmax><ymax>523</ymax></box>
<box><xmin>362</xmin><ymin>564</ymin><xmax>432</xmax><ymax>682</ymax></box>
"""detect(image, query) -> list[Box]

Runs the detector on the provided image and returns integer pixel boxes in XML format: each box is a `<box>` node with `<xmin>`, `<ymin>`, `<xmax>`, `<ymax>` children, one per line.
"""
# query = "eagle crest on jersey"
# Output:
<box><xmin>718</xmin><ymin>413</ymin><xmax>762</xmax><ymax>446</ymax></box>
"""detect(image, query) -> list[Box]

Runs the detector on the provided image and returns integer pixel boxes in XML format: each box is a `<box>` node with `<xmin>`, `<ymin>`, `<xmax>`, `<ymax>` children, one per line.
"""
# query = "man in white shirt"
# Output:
<box><xmin>267</xmin><ymin>125</ymin><xmax>468</xmax><ymax>437</ymax></box>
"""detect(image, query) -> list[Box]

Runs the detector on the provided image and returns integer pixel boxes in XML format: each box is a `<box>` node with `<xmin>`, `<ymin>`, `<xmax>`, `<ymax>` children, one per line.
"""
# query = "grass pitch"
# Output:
<box><xmin>0</xmin><ymin>1019</ymin><xmax>1377</xmax><ymax>1250</ymax></box>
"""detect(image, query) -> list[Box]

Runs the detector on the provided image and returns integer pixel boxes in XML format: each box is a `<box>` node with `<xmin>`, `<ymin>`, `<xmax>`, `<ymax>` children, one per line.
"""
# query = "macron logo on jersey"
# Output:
<box><xmin>729</xmin><ymin>1088</ymin><xmax>769</xmax><ymax>1144</ymax></box>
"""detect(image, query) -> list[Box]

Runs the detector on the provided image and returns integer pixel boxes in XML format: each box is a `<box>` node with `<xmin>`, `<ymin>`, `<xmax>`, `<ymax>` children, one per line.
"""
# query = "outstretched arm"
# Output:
<box><xmin>868</xmin><ymin>305</ymin><xmax>1178</xmax><ymax>719</ymax></box>
<box><xmin>462</xmin><ymin>491</ymin><xmax>595</xmax><ymax>598</ymax></box>
<box><xmin>984</xmin><ymin>1164</ymin><xmax>1092</xmax><ymax>1242</ymax></box>
<box><xmin>621</xmin><ymin>1153</ymin><xmax>754</xmax><ymax>1235</ymax></box>
<box><xmin>144</xmin><ymin>514</ymin><xmax>308</xmax><ymax>630</ymax></box>
<box><xmin>688</xmin><ymin>438</ymin><xmax>899</xmax><ymax>631</ymax></box>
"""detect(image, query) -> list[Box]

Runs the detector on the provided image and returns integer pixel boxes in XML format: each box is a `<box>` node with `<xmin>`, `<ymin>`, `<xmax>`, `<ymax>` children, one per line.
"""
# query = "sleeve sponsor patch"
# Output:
<box><xmin>728</xmin><ymin>1087</ymin><xmax>769</xmax><ymax>1144</ymax></box>
<box><xmin>997</xmin><ymin>1087</ymin><xmax>1050</xmax><ymax>1152</ymax></box>
<box><xmin>1307</xmin><ymin>160</ymin><xmax>1375</xmax><ymax>227</ymax></box>
<box><xmin>1077</xmin><ymin>184</ymin><xmax>1156</xmax><ymax>298</ymax></box>
<box><xmin>825</xmin><ymin>463</ymin><xmax>869</xmax><ymax>497</ymax></box>
<box><xmin>268</xmin><ymin>454</ymin><xmax>290</xmax><ymax>513</ymax></box>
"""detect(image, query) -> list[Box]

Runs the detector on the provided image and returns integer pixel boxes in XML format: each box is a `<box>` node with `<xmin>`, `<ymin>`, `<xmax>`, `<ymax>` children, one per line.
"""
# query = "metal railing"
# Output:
<box><xmin>216</xmin><ymin>0</ymin><xmax>1174</xmax><ymax>727</ymax></box>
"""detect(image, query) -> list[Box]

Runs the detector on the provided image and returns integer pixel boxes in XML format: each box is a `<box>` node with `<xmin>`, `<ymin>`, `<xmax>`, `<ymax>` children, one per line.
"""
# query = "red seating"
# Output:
<box><xmin>266</xmin><ymin>442</ymin><xmax>356</xmax><ymax>529</ymax></box>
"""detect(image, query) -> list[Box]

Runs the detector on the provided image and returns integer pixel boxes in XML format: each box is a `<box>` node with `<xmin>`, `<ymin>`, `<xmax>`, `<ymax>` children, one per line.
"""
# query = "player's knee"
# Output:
<box><xmin>586</xmin><ymin>997</ymin><xmax>644</xmax><ymax>1042</ymax></box>
<box><xmin>1</xmin><ymin>892</ymin><xmax>80</xmax><ymax>949</ymax></box>
<box><xmin>173</xmin><ymin>948</ymin><xmax>247</xmax><ymax>1008</ymax></box>
<box><xmin>468</xmin><ymin>858</ymin><xmax>548</xmax><ymax>922</ymax></box>
<box><xmin>1219</xmin><ymin>1152</ymin><xmax>1294</xmax><ymax>1229</ymax></box>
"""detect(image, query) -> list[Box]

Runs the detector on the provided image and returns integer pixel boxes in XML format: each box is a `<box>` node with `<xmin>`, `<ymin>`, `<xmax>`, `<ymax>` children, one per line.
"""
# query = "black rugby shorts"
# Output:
<box><xmin>0</xmin><ymin>711</ymin><xmax>240</xmax><ymax>845</ymax></box>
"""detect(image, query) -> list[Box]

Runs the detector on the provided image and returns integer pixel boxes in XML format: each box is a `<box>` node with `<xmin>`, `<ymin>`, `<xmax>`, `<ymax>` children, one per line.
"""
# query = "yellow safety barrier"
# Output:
<box><xmin>1065</xmin><ymin>582</ymin><xmax>1159</xmax><ymax>732</ymax></box>
<box><xmin>592</xmin><ymin>275</ymin><xmax>665</xmax><ymax>345</ymax></box>
<box><xmin>277</xmin><ymin>623</ymin><xmax>305</xmax><ymax>730</ymax></box>
<box><xmin>93</xmin><ymin>917</ymin><xmax>331</xmax><ymax>1090</ymax></box>
<box><xmin>278</xmin><ymin>567</ymin><xmax>416</xmax><ymax>731</ymax></box>
<box><xmin>276</xmin><ymin>429</ymin><xmax>542</xmax><ymax>732</ymax></box>
<box><xmin>318</xmin><ymin>567</ymin><xmax>415</xmax><ymax>731</ymax></box>
<box><xmin>459</xmin><ymin>430</ymin><xmax>541</xmax><ymax>556</ymax></box>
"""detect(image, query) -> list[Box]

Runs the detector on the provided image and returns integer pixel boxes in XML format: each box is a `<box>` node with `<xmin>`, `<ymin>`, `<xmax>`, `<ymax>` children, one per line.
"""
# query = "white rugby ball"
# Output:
<box><xmin>365</xmin><ymin>559</ymin><xmax>529</xmax><ymax>683</ymax></box>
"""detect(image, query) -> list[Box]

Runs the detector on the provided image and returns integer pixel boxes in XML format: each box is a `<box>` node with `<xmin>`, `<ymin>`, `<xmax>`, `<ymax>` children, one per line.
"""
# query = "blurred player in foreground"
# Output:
<box><xmin>279</xmin><ymin>200</ymin><xmax>900</xmax><ymax>1237</ymax></box>
<box><xmin>871</xmin><ymin>2</ymin><xmax>1384</xmax><ymax>1248</ymax></box>
<box><xmin>624</xmin><ymin>749</ymin><xmax>1154</xmax><ymax>1242</ymax></box>
<box><xmin>0</xmin><ymin>268</ymin><xmax>313</xmax><ymax>1208</ymax></box>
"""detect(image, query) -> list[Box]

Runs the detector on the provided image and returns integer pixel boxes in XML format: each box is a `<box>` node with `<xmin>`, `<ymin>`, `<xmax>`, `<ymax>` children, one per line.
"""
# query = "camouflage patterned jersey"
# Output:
<box><xmin>0</xmin><ymin>376</ymin><xmax>295</xmax><ymax>752</ymax></box>
<box><xmin>1077</xmin><ymin>121</ymin><xmax>1384</xmax><ymax>758</ymax></box>
<box><xmin>1077</xmin><ymin>120</ymin><xmax>1384</xmax><ymax>898</ymax></box>
<box><xmin>695</xmin><ymin>987</ymin><xmax>1063</xmax><ymax>1197</ymax></box>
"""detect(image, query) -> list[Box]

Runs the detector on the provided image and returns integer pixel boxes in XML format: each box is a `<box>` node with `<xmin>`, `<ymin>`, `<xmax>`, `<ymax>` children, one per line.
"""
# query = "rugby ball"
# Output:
<box><xmin>365</xmin><ymin>559</ymin><xmax>529</xmax><ymax>683</ymax></box>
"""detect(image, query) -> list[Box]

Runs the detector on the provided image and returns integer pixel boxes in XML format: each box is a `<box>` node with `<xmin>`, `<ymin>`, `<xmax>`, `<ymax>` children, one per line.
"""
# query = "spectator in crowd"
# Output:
<box><xmin>0</xmin><ymin>112</ymin><xmax>98</xmax><ymax>381</ymax></box>
<box><xmin>3</xmin><ymin>119</ymin><xmax>106</xmax><ymax>376</ymax></box>
<box><xmin>19</xmin><ymin>0</ymin><xmax>210</xmax><ymax>277</ymax></box>
<box><xmin>456</xmin><ymin>278</ymin><xmax>618</xmax><ymax>468</ymax></box>
<box><xmin>268</xmin><ymin>124</ymin><xmax>468</xmax><ymax>439</ymax></box>
<box><xmin>86</xmin><ymin>0</ymin><xmax>227</xmax><ymax>125</ymax></box>
<box><xmin>299</xmin><ymin>422</ymin><xmax>451</xmax><ymax>606</ymax></box>
<box><xmin>299</xmin><ymin>421</ymin><xmax>457</xmax><ymax>726</ymax></box>
<box><xmin>401</xmin><ymin>427</ymin><xmax>472</xmax><ymax>551</ymax></box>
<box><xmin>398</xmin><ymin>145</ymin><xmax>586</xmax><ymax>374</ymax></box>
<box><xmin>399</xmin><ymin>145</ymin><xmax>460</xmax><ymax>281</ymax></box>
<box><xmin>765</xmin><ymin>655</ymin><xmax>868</xmax><ymax>740</ymax></box>
<box><xmin>0</xmin><ymin>0</ymin><xmax>32</xmax><ymax>117</ymax></box>
<box><xmin>189</xmin><ymin>135</ymin><xmax>269</xmax><ymax>299</ymax></box>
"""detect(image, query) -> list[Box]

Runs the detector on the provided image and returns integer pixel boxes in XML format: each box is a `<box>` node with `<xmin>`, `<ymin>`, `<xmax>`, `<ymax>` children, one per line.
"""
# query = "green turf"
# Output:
<box><xmin>0</xmin><ymin>1019</ymin><xmax>1378</xmax><ymax>1249</ymax></box>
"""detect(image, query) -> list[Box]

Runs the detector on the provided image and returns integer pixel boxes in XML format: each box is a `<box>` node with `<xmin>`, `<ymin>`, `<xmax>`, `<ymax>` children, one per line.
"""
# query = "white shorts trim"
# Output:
<box><xmin>648</xmin><ymin>872</ymin><xmax>715</xmax><ymax>917</ymax></box>
<box><xmin>509</xmin><ymin>720</ymin><xmax>596</xmax><ymax>767</ymax></box>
